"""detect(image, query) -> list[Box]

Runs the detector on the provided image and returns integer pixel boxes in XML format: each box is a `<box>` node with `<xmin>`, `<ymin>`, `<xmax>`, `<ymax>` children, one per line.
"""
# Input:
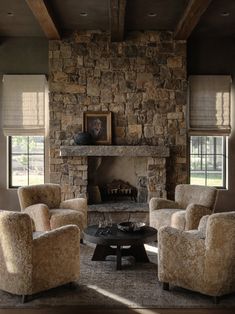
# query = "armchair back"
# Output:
<box><xmin>18</xmin><ymin>184</ymin><xmax>61</xmax><ymax>210</ymax></box>
<box><xmin>0</xmin><ymin>211</ymin><xmax>33</xmax><ymax>294</ymax></box>
<box><xmin>175</xmin><ymin>184</ymin><xmax>217</xmax><ymax>209</ymax></box>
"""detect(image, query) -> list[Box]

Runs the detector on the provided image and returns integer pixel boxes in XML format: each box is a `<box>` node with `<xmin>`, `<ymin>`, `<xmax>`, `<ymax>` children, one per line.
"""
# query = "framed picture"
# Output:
<box><xmin>83</xmin><ymin>111</ymin><xmax>112</xmax><ymax>145</ymax></box>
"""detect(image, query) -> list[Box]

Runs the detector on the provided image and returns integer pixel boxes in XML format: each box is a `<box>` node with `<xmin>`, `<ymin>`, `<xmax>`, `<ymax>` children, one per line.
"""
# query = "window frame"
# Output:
<box><xmin>8</xmin><ymin>136</ymin><xmax>45</xmax><ymax>189</ymax></box>
<box><xmin>189</xmin><ymin>135</ymin><xmax>227</xmax><ymax>189</ymax></box>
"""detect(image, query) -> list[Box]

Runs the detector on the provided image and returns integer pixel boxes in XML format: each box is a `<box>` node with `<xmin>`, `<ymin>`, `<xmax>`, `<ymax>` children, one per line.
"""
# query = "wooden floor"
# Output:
<box><xmin>0</xmin><ymin>308</ymin><xmax>234</xmax><ymax>314</ymax></box>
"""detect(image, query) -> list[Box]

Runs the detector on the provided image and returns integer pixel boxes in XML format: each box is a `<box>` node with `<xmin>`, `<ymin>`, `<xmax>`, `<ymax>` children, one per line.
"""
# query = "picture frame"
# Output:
<box><xmin>83</xmin><ymin>111</ymin><xmax>112</xmax><ymax>145</ymax></box>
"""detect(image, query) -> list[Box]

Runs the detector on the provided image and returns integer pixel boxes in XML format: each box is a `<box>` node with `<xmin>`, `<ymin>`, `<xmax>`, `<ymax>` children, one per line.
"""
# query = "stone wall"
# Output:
<box><xmin>49</xmin><ymin>31</ymin><xmax>188</xmax><ymax>200</ymax></box>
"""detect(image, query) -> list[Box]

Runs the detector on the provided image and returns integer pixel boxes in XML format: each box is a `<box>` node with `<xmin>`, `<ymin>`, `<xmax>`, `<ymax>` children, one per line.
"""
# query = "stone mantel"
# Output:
<box><xmin>60</xmin><ymin>145</ymin><xmax>170</xmax><ymax>157</ymax></box>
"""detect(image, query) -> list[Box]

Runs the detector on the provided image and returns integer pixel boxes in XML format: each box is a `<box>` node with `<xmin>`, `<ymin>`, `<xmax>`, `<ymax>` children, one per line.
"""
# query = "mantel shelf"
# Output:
<box><xmin>60</xmin><ymin>145</ymin><xmax>170</xmax><ymax>157</ymax></box>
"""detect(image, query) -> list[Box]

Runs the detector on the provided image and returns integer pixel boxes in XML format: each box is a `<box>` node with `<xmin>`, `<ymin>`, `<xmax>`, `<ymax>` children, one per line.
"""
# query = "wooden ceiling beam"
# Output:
<box><xmin>110</xmin><ymin>0</ymin><xmax>126</xmax><ymax>42</ymax></box>
<box><xmin>174</xmin><ymin>0</ymin><xmax>212</xmax><ymax>40</ymax></box>
<box><xmin>25</xmin><ymin>0</ymin><xmax>60</xmax><ymax>40</ymax></box>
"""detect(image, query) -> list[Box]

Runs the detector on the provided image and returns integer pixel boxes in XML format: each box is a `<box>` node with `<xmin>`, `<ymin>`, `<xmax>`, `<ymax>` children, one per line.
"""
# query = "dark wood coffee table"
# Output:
<box><xmin>83</xmin><ymin>224</ymin><xmax>157</xmax><ymax>270</ymax></box>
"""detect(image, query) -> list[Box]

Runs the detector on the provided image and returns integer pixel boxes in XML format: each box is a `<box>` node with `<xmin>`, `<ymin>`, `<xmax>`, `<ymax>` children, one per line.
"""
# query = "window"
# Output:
<box><xmin>9</xmin><ymin>136</ymin><xmax>44</xmax><ymax>188</ymax></box>
<box><xmin>190</xmin><ymin>136</ymin><xmax>227</xmax><ymax>188</ymax></box>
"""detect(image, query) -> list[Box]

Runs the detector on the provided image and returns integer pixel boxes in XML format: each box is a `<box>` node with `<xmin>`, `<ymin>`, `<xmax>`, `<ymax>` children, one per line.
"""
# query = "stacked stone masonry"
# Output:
<box><xmin>49</xmin><ymin>31</ymin><xmax>187</xmax><ymax>201</ymax></box>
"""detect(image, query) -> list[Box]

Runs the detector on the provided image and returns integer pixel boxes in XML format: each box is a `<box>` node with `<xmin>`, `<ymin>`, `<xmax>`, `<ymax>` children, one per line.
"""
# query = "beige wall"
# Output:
<box><xmin>0</xmin><ymin>38</ymin><xmax>48</xmax><ymax>210</ymax></box>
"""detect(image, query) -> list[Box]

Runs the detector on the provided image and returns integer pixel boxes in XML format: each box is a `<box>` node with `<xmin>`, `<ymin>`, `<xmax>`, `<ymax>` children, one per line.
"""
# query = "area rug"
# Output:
<box><xmin>0</xmin><ymin>243</ymin><xmax>235</xmax><ymax>309</ymax></box>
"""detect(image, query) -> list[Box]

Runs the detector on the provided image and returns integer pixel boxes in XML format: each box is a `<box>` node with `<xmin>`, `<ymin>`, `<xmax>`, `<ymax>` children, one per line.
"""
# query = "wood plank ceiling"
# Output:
<box><xmin>0</xmin><ymin>0</ymin><xmax>234</xmax><ymax>40</ymax></box>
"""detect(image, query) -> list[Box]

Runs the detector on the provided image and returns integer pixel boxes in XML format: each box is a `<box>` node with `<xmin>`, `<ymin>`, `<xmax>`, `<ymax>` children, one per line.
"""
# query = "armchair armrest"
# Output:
<box><xmin>60</xmin><ymin>198</ymin><xmax>87</xmax><ymax>225</ymax></box>
<box><xmin>198</xmin><ymin>215</ymin><xmax>210</xmax><ymax>237</ymax></box>
<box><xmin>149</xmin><ymin>198</ymin><xmax>179</xmax><ymax>211</ymax></box>
<box><xmin>60</xmin><ymin>198</ymin><xmax>87</xmax><ymax>212</ymax></box>
<box><xmin>33</xmin><ymin>225</ymin><xmax>80</xmax><ymax>286</ymax></box>
<box><xmin>33</xmin><ymin>224</ymin><xmax>80</xmax><ymax>246</ymax></box>
<box><xmin>24</xmin><ymin>204</ymin><xmax>50</xmax><ymax>231</ymax></box>
<box><xmin>185</xmin><ymin>203</ymin><xmax>212</xmax><ymax>230</ymax></box>
<box><xmin>206</xmin><ymin>212</ymin><xmax>235</xmax><ymax>250</ymax></box>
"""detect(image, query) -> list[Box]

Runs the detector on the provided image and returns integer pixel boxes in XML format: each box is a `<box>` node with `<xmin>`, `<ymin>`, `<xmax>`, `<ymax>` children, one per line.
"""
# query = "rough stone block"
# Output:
<box><xmin>50</xmin><ymin>172</ymin><xmax>62</xmax><ymax>183</ymax></box>
<box><xmin>167</xmin><ymin>56</ymin><xmax>182</xmax><ymax>68</ymax></box>
<box><xmin>128</xmin><ymin>124</ymin><xmax>142</xmax><ymax>136</ymax></box>
<box><xmin>101</xmin><ymin>89</ymin><xmax>113</xmax><ymax>102</ymax></box>
<box><xmin>64</xmin><ymin>84</ymin><xmax>86</xmax><ymax>94</ymax></box>
<box><xmin>87</xmin><ymin>78</ymin><xmax>100</xmax><ymax>96</ymax></box>
<box><xmin>114</xmin><ymin>93</ymin><xmax>126</xmax><ymax>103</ymax></box>
<box><xmin>167</xmin><ymin>112</ymin><xmax>184</xmax><ymax>120</ymax></box>
<box><xmin>115</xmin><ymin>127</ymin><xmax>125</xmax><ymax>138</ymax></box>
<box><xmin>176</xmin><ymin>134</ymin><xmax>186</xmax><ymax>146</ymax></box>
<box><xmin>137</xmin><ymin>187</ymin><xmax>148</xmax><ymax>203</ymax></box>
<box><xmin>144</xmin><ymin>125</ymin><xmax>154</xmax><ymax>138</ymax></box>
<box><xmin>137</xmin><ymin>72</ymin><xmax>153</xmax><ymax>89</ymax></box>
<box><xmin>128</xmin><ymin>115</ymin><xmax>137</xmax><ymax>124</ymax></box>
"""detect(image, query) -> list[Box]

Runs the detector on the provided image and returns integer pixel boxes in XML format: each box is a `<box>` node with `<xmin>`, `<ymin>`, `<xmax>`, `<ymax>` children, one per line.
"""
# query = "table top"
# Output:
<box><xmin>83</xmin><ymin>224</ymin><xmax>157</xmax><ymax>246</ymax></box>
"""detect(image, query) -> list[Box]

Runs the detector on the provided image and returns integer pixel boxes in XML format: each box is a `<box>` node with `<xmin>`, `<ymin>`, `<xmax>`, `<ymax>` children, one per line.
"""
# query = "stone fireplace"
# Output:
<box><xmin>49</xmin><ymin>30</ymin><xmax>188</xmax><ymax>222</ymax></box>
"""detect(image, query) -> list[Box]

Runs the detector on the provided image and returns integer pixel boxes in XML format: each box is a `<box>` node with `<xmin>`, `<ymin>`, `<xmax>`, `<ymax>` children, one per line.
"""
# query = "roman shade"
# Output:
<box><xmin>2</xmin><ymin>75</ymin><xmax>47</xmax><ymax>136</ymax></box>
<box><xmin>188</xmin><ymin>75</ymin><xmax>231</xmax><ymax>135</ymax></box>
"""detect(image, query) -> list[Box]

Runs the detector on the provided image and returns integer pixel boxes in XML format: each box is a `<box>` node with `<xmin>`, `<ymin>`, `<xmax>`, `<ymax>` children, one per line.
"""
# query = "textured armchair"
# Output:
<box><xmin>150</xmin><ymin>184</ymin><xmax>217</xmax><ymax>231</ymax></box>
<box><xmin>18</xmin><ymin>184</ymin><xmax>87</xmax><ymax>233</ymax></box>
<box><xmin>158</xmin><ymin>211</ymin><xmax>235</xmax><ymax>302</ymax></box>
<box><xmin>0</xmin><ymin>210</ymin><xmax>80</xmax><ymax>302</ymax></box>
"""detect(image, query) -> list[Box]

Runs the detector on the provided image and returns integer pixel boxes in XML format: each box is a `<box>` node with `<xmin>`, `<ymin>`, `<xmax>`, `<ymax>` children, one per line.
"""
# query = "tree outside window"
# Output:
<box><xmin>190</xmin><ymin>136</ymin><xmax>226</xmax><ymax>188</ymax></box>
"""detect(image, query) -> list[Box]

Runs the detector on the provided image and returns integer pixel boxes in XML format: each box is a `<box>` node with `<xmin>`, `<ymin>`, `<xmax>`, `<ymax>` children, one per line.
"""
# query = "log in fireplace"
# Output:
<box><xmin>101</xmin><ymin>179</ymin><xmax>137</xmax><ymax>202</ymax></box>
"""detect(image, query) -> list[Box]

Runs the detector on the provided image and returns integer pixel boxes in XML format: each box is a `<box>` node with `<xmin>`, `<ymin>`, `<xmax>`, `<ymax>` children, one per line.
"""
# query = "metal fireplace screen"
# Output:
<box><xmin>101</xmin><ymin>179</ymin><xmax>137</xmax><ymax>202</ymax></box>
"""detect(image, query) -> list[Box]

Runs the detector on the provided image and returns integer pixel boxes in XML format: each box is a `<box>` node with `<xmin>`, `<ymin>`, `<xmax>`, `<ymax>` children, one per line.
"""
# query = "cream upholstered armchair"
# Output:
<box><xmin>0</xmin><ymin>210</ymin><xmax>80</xmax><ymax>302</ymax></box>
<box><xmin>150</xmin><ymin>184</ymin><xmax>217</xmax><ymax>231</ymax></box>
<box><xmin>18</xmin><ymin>184</ymin><xmax>87</xmax><ymax>234</ymax></box>
<box><xmin>158</xmin><ymin>211</ymin><xmax>235</xmax><ymax>303</ymax></box>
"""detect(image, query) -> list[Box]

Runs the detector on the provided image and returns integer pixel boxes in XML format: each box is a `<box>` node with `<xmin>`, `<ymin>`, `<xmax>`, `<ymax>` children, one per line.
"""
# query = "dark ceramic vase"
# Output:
<box><xmin>74</xmin><ymin>132</ymin><xmax>92</xmax><ymax>145</ymax></box>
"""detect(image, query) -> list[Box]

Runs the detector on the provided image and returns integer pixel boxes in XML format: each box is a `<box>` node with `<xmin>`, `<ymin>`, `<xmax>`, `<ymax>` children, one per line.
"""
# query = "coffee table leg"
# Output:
<box><xmin>123</xmin><ymin>244</ymin><xmax>150</xmax><ymax>263</ymax></box>
<box><xmin>92</xmin><ymin>244</ymin><xmax>116</xmax><ymax>261</ymax></box>
<box><xmin>116</xmin><ymin>245</ymin><xmax>122</xmax><ymax>270</ymax></box>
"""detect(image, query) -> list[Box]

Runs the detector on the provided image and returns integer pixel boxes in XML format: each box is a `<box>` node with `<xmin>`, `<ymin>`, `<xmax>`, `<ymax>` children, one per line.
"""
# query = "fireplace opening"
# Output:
<box><xmin>87</xmin><ymin>157</ymin><xmax>148</xmax><ymax>204</ymax></box>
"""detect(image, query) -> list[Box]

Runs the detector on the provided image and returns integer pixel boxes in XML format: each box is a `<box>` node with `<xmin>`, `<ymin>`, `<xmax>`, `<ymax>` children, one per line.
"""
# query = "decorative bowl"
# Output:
<box><xmin>117</xmin><ymin>221</ymin><xmax>146</xmax><ymax>232</ymax></box>
<box><xmin>74</xmin><ymin>132</ymin><xmax>92</xmax><ymax>145</ymax></box>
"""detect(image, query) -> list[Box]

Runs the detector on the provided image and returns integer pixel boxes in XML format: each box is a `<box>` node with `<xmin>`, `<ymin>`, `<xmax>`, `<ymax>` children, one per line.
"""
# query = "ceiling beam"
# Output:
<box><xmin>174</xmin><ymin>0</ymin><xmax>212</xmax><ymax>40</ymax></box>
<box><xmin>110</xmin><ymin>0</ymin><xmax>126</xmax><ymax>42</ymax></box>
<box><xmin>25</xmin><ymin>0</ymin><xmax>60</xmax><ymax>40</ymax></box>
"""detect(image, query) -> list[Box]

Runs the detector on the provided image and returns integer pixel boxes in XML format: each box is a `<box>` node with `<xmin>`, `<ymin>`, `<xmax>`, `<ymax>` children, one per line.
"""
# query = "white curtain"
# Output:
<box><xmin>2</xmin><ymin>75</ymin><xmax>47</xmax><ymax>136</ymax></box>
<box><xmin>189</xmin><ymin>75</ymin><xmax>231</xmax><ymax>135</ymax></box>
